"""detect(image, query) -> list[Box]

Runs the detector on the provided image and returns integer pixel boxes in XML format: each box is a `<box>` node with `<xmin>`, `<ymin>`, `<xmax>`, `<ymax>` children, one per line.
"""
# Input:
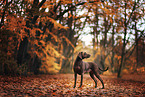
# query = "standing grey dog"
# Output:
<box><xmin>73</xmin><ymin>52</ymin><xmax>108</xmax><ymax>89</ymax></box>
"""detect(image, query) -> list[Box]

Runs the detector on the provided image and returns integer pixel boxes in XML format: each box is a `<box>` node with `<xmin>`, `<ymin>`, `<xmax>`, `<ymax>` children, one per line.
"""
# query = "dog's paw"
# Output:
<box><xmin>78</xmin><ymin>85</ymin><xmax>82</xmax><ymax>88</ymax></box>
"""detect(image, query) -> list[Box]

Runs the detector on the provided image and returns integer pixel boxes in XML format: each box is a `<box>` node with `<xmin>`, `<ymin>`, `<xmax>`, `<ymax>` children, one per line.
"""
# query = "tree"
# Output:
<box><xmin>117</xmin><ymin>0</ymin><xmax>144</xmax><ymax>77</ymax></box>
<box><xmin>1</xmin><ymin>0</ymin><xmax>144</xmax><ymax>75</ymax></box>
<box><xmin>83</xmin><ymin>0</ymin><xmax>144</xmax><ymax>76</ymax></box>
<box><xmin>0</xmin><ymin>0</ymin><xmax>72</xmax><ymax>75</ymax></box>
<box><xmin>0</xmin><ymin>0</ymin><xmax>105</xmax><ymax>75</ymax></box>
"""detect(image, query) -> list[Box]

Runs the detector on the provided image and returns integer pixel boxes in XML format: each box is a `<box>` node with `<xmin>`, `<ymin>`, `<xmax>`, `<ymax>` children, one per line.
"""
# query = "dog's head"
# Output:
<box><xmin>78</xmin><ymin>52</ymin><xmax>91</xmax><ymax>59</ymax></box>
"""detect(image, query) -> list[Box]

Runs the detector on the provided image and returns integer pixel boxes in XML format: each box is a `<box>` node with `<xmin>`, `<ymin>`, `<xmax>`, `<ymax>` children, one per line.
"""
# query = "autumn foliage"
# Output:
<box><xmin>0</xmin><ymin>0</ymin><xmax>145</xmax><ymax>76</ymax></box>
<box><xmin>0</xmin><ymin>0</ymin><xmax>145</xmax><ymax>96</ymax></box>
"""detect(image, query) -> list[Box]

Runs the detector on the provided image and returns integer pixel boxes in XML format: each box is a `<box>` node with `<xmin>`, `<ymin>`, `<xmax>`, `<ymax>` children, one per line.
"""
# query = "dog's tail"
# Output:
<box><xmin>99</xmin><ymin>67</ymin><xmax>109</xmax><ymax>71</ymax></box>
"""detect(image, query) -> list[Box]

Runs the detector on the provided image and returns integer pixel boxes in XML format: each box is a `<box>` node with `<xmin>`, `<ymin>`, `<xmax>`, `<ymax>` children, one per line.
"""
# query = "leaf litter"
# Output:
<box><xmin>0</xmin><ymin>74</ymin><xmax>145</xmax><ymax>97</ymax></box>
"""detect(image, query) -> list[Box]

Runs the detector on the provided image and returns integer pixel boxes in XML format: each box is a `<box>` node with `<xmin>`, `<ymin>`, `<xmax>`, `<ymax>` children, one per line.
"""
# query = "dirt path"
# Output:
<box><xmin>0</xmin><ymin>74</ymin><xmax>145</xmax><ymax>97</ymax></box>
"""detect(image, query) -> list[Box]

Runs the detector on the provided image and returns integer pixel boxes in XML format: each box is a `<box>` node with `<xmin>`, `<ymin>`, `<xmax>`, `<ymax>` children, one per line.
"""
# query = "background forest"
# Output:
<box><xmin>0</xmin><ymin>0</ymin><xmax>145</xmax><ymax>78</ymax></box>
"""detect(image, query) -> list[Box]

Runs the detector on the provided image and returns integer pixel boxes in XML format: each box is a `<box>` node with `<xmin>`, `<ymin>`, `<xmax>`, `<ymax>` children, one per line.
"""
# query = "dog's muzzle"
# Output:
<box><xmin>87</xmin><ymin>54</ymin><xmax>91</xmax><ymax>58</ymax></box>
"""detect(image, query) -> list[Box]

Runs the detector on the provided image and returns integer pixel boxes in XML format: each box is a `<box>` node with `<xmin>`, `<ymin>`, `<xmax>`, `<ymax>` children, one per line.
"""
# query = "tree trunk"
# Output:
<box><xmin>59</xmin><ymin>6</ymin><xmax>78</xmax><ymax>73</ymax></box>
<box><xmin>17</xmin><ymin>37</ymin><xmax>29</xmax><ymax>65</ymax></box>
<box><xmin>111</xmin><ymin>26</ymin><xmax>115</xmax><ymax>72</ymax></box>
<box><xmin>60</xmin><ymin>29</ymin><xmax>76</xmax><ymax>73</ymax></box>
<box><xmin>93</xmin><ymin>6</ymin><xmax>99</xmax><ymax>63</ymax></box>
<box><xmin>134</xmin><ymin>21</ymin><xmax>138</xmax><ymax>72</ymax></box>
<box><xmin>117</xmin><ymin>2</ymin><xmax>127</xmax><ymax>78</ymax></box>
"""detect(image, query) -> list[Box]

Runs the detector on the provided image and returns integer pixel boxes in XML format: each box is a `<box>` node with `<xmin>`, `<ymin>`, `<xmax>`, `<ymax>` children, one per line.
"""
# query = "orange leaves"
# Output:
<box><xmin>46</xmin><ymin>29</ymin><xmax>58</xmax><ymax>42</ymax></box>
<box><xmin>137</xmin><ymin>67</ymin><xmax>145</xmax><ymax>73</ymax></box>
<box><xmin>6</xmin><ymin>16</ymin><xmax>26</xmax><ymax>32</ymax></box>
<box><xmin>39</xmin><ymin>40</ymin><xmax>45</xmax><ymax>45</ymax></box>
<box><xmin>7</xmin><ymin>51</ymin><xmax>12</xmax><ymax>56</ymax></box>
<box><xmin>115</xmin><ymin>55</ymin><xmax>121</xmax><ymax>60</ymax></box>
<box><xmin>47</xmin><ymin>17</ymin><xmax>69</xmax><ymax>30</ymax></box>
<box><xmin>4</xmin><ymin>15</ymin><xmax>27</xmax><ymax>46</ymax></box>
<box><xmin>61</xmin><ymin>36</ymin><xmax>74</xmax><ymax>48</ymax></box>
<box><xmin>0</xmin><ymin>74</ymin><xmax>145</xmax><ymax>97</ymax></box>
<box><xmin>61</xmin><ymin>0</ymin><xmax>72</xmax><ymax>4</ymax></box>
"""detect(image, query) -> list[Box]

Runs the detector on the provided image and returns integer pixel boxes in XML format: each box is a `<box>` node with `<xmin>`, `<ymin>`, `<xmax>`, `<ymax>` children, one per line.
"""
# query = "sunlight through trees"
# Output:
<box><xmin>0</xmin><ymin>0</ymin><xmax>144</xmax><ymax>77</ymax></box>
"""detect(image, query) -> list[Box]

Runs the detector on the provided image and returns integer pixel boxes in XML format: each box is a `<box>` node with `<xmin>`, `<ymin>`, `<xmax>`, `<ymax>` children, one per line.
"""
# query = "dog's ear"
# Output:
<box><xmin>78</xmin><ymin>52</ymin><xmax>83</xmax><ymax>59</ymax></box>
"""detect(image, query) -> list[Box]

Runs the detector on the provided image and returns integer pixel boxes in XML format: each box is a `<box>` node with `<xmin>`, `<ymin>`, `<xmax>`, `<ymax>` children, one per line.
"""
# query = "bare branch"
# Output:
<box><xmin>56</xmin><ymin>1</ymin><xmax>101</xmax><ymax>19</ymax></box>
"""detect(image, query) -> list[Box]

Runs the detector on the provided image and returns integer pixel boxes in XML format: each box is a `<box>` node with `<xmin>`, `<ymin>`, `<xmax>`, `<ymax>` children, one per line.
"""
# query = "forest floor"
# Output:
<box><xmin>0</xmin><ymin>74</ymin><xmax>145</xmax><ymax>97</ymax></box>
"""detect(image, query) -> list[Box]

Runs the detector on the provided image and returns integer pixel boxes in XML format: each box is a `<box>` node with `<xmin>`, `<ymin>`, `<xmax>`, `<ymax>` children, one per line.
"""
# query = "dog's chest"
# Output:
<box><xmin>74</xmin><ymin>66</ymin><xmax>82</xmax><ymax>75</ymax></box>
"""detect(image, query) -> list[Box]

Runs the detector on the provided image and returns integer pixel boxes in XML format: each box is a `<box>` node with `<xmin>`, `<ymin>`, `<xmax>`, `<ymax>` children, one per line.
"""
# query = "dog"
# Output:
<box><xmin>73</xmin><ymin>52</ymin><xmax>108</xmax><ymax>89</ymax></box>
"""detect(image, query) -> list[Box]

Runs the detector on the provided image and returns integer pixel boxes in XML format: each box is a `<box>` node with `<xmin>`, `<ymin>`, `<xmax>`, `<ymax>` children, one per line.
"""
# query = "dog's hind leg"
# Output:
<box><xmin>89</xmin><ymin>71</ymin><xmax>97</xmax><ymax>88</ymax></box>
<box><xmin>94</xmin><ymin>71</ymin><xmax>105</xmax><ymax>89</ymax></box>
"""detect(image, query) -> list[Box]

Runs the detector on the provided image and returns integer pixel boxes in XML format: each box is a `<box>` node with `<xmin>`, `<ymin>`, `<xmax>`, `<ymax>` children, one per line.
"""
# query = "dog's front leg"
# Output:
<box><xmin>73</xmin><ymin>73</ymin><xmax>77</xmax><ymax>88</ymax></box>
<box><xmin>79</xmin><ymin>74</ymin><xmax>83</xmax><ymax>88</ymax></box>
